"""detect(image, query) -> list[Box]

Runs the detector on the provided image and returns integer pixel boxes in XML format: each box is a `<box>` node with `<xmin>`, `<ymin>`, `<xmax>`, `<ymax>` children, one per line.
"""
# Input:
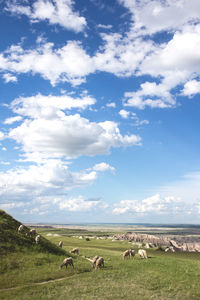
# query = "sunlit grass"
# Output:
<box><xmin>1</xmin><ymin>212</ymin><xmax>200</xmax><ymax>300</ymax></box>
<box><xmin>1</xmin><ymin>231</ymin><xmax>200</xmax><ymax>300</ymax></box>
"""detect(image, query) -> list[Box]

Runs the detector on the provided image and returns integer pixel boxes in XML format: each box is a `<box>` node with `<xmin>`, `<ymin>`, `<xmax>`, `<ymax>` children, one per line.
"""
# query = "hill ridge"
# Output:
<box><xmin>0</xmin><ymin>209</ymin><xmax>66</xmax><ymax>255</ymax></box>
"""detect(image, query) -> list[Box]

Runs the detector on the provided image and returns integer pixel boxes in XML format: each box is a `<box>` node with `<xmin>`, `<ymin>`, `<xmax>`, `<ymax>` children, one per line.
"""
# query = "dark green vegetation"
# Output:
<box><xmin>1</xmin><ymin>210</ymin><xmax>200</xmax><ymax>299</ymax></box>
<box><xmin>0</xmin><ymin>209</ymin><xmax>66</xmax><ymax>255</ymax></box>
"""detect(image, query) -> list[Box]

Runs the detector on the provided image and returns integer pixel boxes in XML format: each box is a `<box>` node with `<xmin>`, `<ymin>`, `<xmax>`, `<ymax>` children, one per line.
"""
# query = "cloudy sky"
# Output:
<box><xmin>0</xmin><ymin>0</ymin><xmax>200</xmax><ymax>224</ymax></box>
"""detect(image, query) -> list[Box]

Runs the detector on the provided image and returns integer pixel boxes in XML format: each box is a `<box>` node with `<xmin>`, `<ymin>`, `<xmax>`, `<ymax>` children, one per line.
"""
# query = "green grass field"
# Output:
<box><xmin>1</xmin><ymin>210</ymin><xmax>200</xmax><ymax>300</ymax></box>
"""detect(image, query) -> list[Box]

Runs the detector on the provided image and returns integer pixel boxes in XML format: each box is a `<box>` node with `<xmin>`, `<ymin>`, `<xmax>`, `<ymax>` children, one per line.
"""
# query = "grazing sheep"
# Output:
<box><xmin>123</xmin><ymin>249</ymin><xmax>130</xmax><ymax>259</ymax></box>
<box><xmin>92</xmin><ymin>256</ymin><xmax>99</xmax><ymax>268</ymax></box>
<box><xmin>70</xmin><ymin>248</ymin><xmax>79</xmax><ymax>255</ymax></box>
<box><xmin>18</xmin><ymin>224</ymin><xmax>24</xmax><ymax>234</ymax></box>
<box><xmin>138</xmin><ymin>249</ymin><xmax>148</xmax><ymax>259</ymax></box>
<box><xmin>29</xmin><ymin>228</ymin><xmax>36</xmax><ymax>236</ymax></box>
<box><xmin>95</xmin><ymin>257</ymin><xmax>104</xmax><ymax>269</ymax></box>
<box><xmin>130</xmin><ymin>249</ymin><xmax>135</xmax><ymax>258</ymax></box>
<box><xmin>35</xmin><ymin>235</ymin><xmax>41</xmax><ymax>244</ymax></box>
<box><xmin>86</xmin><ymin>237</ymin><xmax>90</xmax><ymax>241</ymax></box>
<box><xmin>60</xmin><ymin>257</ymin><xmax>74</xmax><ymax>269</ymax></box>
<box><xmin>58</xmin><ymin>241</ymin><xmax>63</xmax><ymax>248</ymax></box>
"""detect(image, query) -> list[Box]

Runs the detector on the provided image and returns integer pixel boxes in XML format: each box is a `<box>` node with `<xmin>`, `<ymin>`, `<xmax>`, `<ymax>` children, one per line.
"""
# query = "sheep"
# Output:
<box><xmin>130</xmin><ymin>249</ymin><xmax>135</xmax><ymax>258</ymax></box>
<box><xmin>18</xmin><ymin>224</ymin><xmax>24</xmax><ymax>234</ymax></box>
<box><xmin>123</xmin><ymin>249</ymin><xmax>130</xmax><ymax>259</ymax></box>
<box><xmin>35</xmin><ymin>234</ymin><xmax>41</xmax><ymax>244</ymax></box>
<box><xmin>95</xmin><ymin>257</ymin><xmax>104</xmax><ymax>269</ymax></box>
<box><xmin>58</xmin><ymin>241</ymin><xmax>63</xmax><ymax>248</ymax></box>
<box><xmin>70</xmin><ymin>248</ymin><xmax>79</xmax><ymax>255</ymax></box>
<box><xmin>29</xmin><ymin>228</ymin><xmax>36</xmax><ymax>236</ymax></box>
<box><xmin>123</xmin><ymin>249</ymin><xmax>135</xmax><ymax>259</ymax></box>
<box><xmin>60</xmin><ymin>257</ymin><xmax>74</xmax><ymax>269</ymax></box>
<box><xmin>92</xmin><ymin>255</ymin><xmax>99</xmax><ymax>268</ymax></box>
<box><xmin>138</xmin><ymin>249</ymin><xmax>148</xmax><ymax>259</ymax></box>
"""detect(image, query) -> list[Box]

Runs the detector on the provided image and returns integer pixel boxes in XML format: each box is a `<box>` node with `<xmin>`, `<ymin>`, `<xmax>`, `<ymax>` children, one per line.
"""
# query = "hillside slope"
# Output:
<box><xmin>0</xmin><ymin>209</ymin><xmax>65</xmax><ymax>255</ymax></box>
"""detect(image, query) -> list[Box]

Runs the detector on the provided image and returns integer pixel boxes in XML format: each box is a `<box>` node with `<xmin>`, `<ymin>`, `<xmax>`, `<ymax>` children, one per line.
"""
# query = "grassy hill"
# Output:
<box><xmin>0</xmin><ymin>210</ymin><xmax>75</xmax><ymax>295</ymax></box>
<box><xmin>1</xmin><ymin>210</ymin><xmax>200</xmax><ymax>299</ymax></box>
<box><xmin>0</xmin><ymin>209</ymin><xmax>66</xmax><ymax>255</ymax></box>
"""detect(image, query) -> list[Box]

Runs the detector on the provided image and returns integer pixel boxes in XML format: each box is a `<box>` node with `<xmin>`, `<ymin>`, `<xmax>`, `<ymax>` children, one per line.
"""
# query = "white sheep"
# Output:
<box><xmin>60</xmin><ymin>257</ymin><xmax>74</xmax><ymax>269</ymax></box>
<box><xmin>70</xmin><ymin>248</ymin><xmax>79</xmax><ymax>255</ymax></box>
<box><xmin>95</xmin><ymin>257</ymin><xmax>104</xmax><ymax>269</ymax></box>
<box><xmin>29</xmin><ymin>228</ymin><xmax>36</xmax><ymax>236</ymax></box>
<box><xmin>138</xmin><ymin>249</ymin><xmax>148</xmax><ymax>259</ymax></box>
<box><xmin>123</xmin><ymin>249</ymin><xmax>135</xmax><ymax>259</ymax></box>
<box><xmin>130</xmin><ymin>249</ymin><xmax>135</xmax><ymax>258</ymax></box>
<box><xmin>18</xmin><ymin>224</ymin><xmax>24</xmax><ymax>234</ymax></box>
<box><xmin>58</xmin><ymin>241</ymin><xmax>63</xmax><ymax>248</ymax></box>
<box><xmin>35</xmin><ymin>234</ymin><xmax>41</xmax><ymax>244</ymax></box>
<box><xmin>123</xmin><ymin>249</ymin><xmax>131</xmax><ymax>259</ymax></box>
<box><xmin>92</xmin><ymin>255</ymin><xmax>99</xmax><ymax>268</ymax></box>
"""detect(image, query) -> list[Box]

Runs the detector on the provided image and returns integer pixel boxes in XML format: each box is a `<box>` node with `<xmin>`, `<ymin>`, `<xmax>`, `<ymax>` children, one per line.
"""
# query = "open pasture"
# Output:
<box><xmin>1</xmin><ymin>227</ymin><xmax>200</xmax><ymax>300</ymax></box>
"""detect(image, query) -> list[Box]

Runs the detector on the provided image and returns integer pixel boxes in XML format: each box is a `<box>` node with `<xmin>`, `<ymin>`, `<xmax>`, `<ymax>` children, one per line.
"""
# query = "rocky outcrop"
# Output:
<box><xmin>113</xmin><ymin>233</ymin><xmax>170</xmax><ymax>247</ymax></box>
<box><xmin>113</xmin><ymin>233</ymin><xmax>200</xmax><ymax>252</ymax></box>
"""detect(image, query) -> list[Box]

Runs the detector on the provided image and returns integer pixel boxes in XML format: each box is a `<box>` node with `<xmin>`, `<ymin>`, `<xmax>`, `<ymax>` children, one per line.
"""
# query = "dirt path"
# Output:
<box><xmin>0</xmin><ymin>256</ymin><xmax>93</xmax><ymax>292</ymax></box>
<box><xmin>0</xmin><ymin>275</ymin><xmax>76</xmax><ymax>292</ymax></box>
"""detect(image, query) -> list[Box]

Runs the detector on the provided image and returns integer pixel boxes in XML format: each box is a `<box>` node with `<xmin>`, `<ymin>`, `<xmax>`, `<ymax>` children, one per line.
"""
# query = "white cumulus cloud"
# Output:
<box><xmin>57</xmin><ymin>195</ymin><xmax>108</xmax><ymax>212</ymax></box>
<box><xmin>6</xmin><ymin>94</ymin><xmax>141</xmax><ymax>160</ymax></box>
<box><xmin>6</xmin><ymin>0</ymin><xmax>87</xmax><ymax>32</ymax></box>
<box><xmin>0</xmin><ymin>159</ymin><xmax>111</xmax><ymax>202</ymax></box>
<box><xmin>182</xmin><ymin>80</ymin><xmax>200</xmax><ymax>96</ymax></box>
<box><xmin>113</xmin><ymin>194</ymin><xmax>180</xmax><ymax>215</ymax></box>
<box><xmin>0</xmin><ymin>41</ymin><xmax>94</xmax><ymax>86</ymax></box>
<box><xmin>93</xmin><ymin>162</ymin><xmax>115</xmax><ymax>172</ymax></box>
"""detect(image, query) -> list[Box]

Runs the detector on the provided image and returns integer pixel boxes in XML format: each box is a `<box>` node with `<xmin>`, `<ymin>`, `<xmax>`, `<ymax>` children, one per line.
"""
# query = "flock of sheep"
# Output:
<box><xmin>123</xmin><ymin>249</ymin><xmax>147</xmax><ymax>259</ymax></box>
<box><xmin>18</xmin><ymin>224</ymin><xmax>148</xmax><ymax>271</ymax></box>
<box><xmin>18</xmin><ymin>224</ymin><xmax>41</xmax><ymax>244</ymax></box>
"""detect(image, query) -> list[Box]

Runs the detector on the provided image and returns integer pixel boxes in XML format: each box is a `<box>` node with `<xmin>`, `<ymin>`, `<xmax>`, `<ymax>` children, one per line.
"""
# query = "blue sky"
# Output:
<box><xmin>0</xmin><ymin>0</ymin><xmax>200</xmax><ymax>223</ymax></box>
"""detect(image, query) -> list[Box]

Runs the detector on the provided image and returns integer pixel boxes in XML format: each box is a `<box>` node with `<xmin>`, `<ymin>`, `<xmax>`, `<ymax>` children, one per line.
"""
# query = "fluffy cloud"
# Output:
<box><xmin>119</xmin><ymin>109</ymin><xmax>130</xmax><ymax>119</ymax></box>
<box><xmin>0</xmin><ymin>35</ymin><xmax>153</xmax><ymax>86</ymax></box>
<box><xmin>0</xmin><ymin>201</ymin><xmax>26</xmax><ymax>210</ymax></box>
<box><xmin>4</xmin><ymin>116</ymin><xmax>23</xmax><ymax>125</ymax></box>
<box><xmin>3</xmin><ymin>73</ymin><xmax>17</xmax><ymax>83</ymax></box>
<box><xmin>9</xmin><ymin>115</ymin><xmax>141</xmax><ymax>159</ymax></box>
<box><xmin>123</xmin><ymin>24</ymin><xmax>200</xmax><ymax>108</ymax></box>
<box><xmin>2</xmin><ymin>0</ymin><xmax>200</xmax><ymax>109</ymax></box>
<box><xmin>0</xmin><ymin>41</ymin><xmax>94</xmax><ymax>86</ymax></box>
<box><xmin>97</xmin><ymin>24</ymin><xmax>113</xmax><ymax>30</ymax></box>
<box><xmin>6</xmin><ymin>0</ymin><xmax>87</xmax><ymax>32</ymax></box>
<box><xmin>0</xmin><ymin>132</ymin><xmax>5</xmax><ymax>140</ymax></box>
<box><xmin>10</xmin><ymin>93</ymin><xmax>96</xmax><ymax>119</ymax></box>
<box><xmin>7</xmin><ymin>93</ymin><xmax>141</xmax><ymax>160</ymax></box>
<box><xmin>119</xmin><ymin>110</ymin><xmax>149</xmax><ymax>126</ymax></box>
<box><xmin>0</xmin><ymin>159</ymin><xmax>108</xmax><ymax>202</ymax></box>
<box><xmin>113</xmin><ymin>194</ymin><xmax>180</xmax><ymax>215</ymax></box>
<box><xmin>93</xmin><ymin>162</ymin><xmax>115</xmax><ymax>172</ymax></box>
<box><xmin>140</xmin><ymin>26</ymin><xmax>200</xmax><ymax>80</ymax></box>
<box><xmin>113</xmin><ymin>172</ymin><xmax>200</xmax><ymax>216</ymax></box>
<box><xmin>56</xmin><ymin>195</ymin><xmax>108</xmax><ymax>212</ymax></box>
<box><xmin>123</xmin><ymin>81</ymin><xmax>175</xmax><ymax>109</ymax></box>
<box><xmin>106</xmin><ymin>102</ymin><xmax>116</xmax><ymax>108</ymax></box>
<box><xmin>94</xmin><ymin>33</ymin><xmax>154</xmax><ymax>77</ymax></box>
<box><xmin>119</xmin><ymin>0</ymin><xmax>200</xmax><ymax>35</ymax></box>
<box><xmin>182</xmin><ymin>80</ymin><xmax>200</xmax><ymax>96</ymax></box>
